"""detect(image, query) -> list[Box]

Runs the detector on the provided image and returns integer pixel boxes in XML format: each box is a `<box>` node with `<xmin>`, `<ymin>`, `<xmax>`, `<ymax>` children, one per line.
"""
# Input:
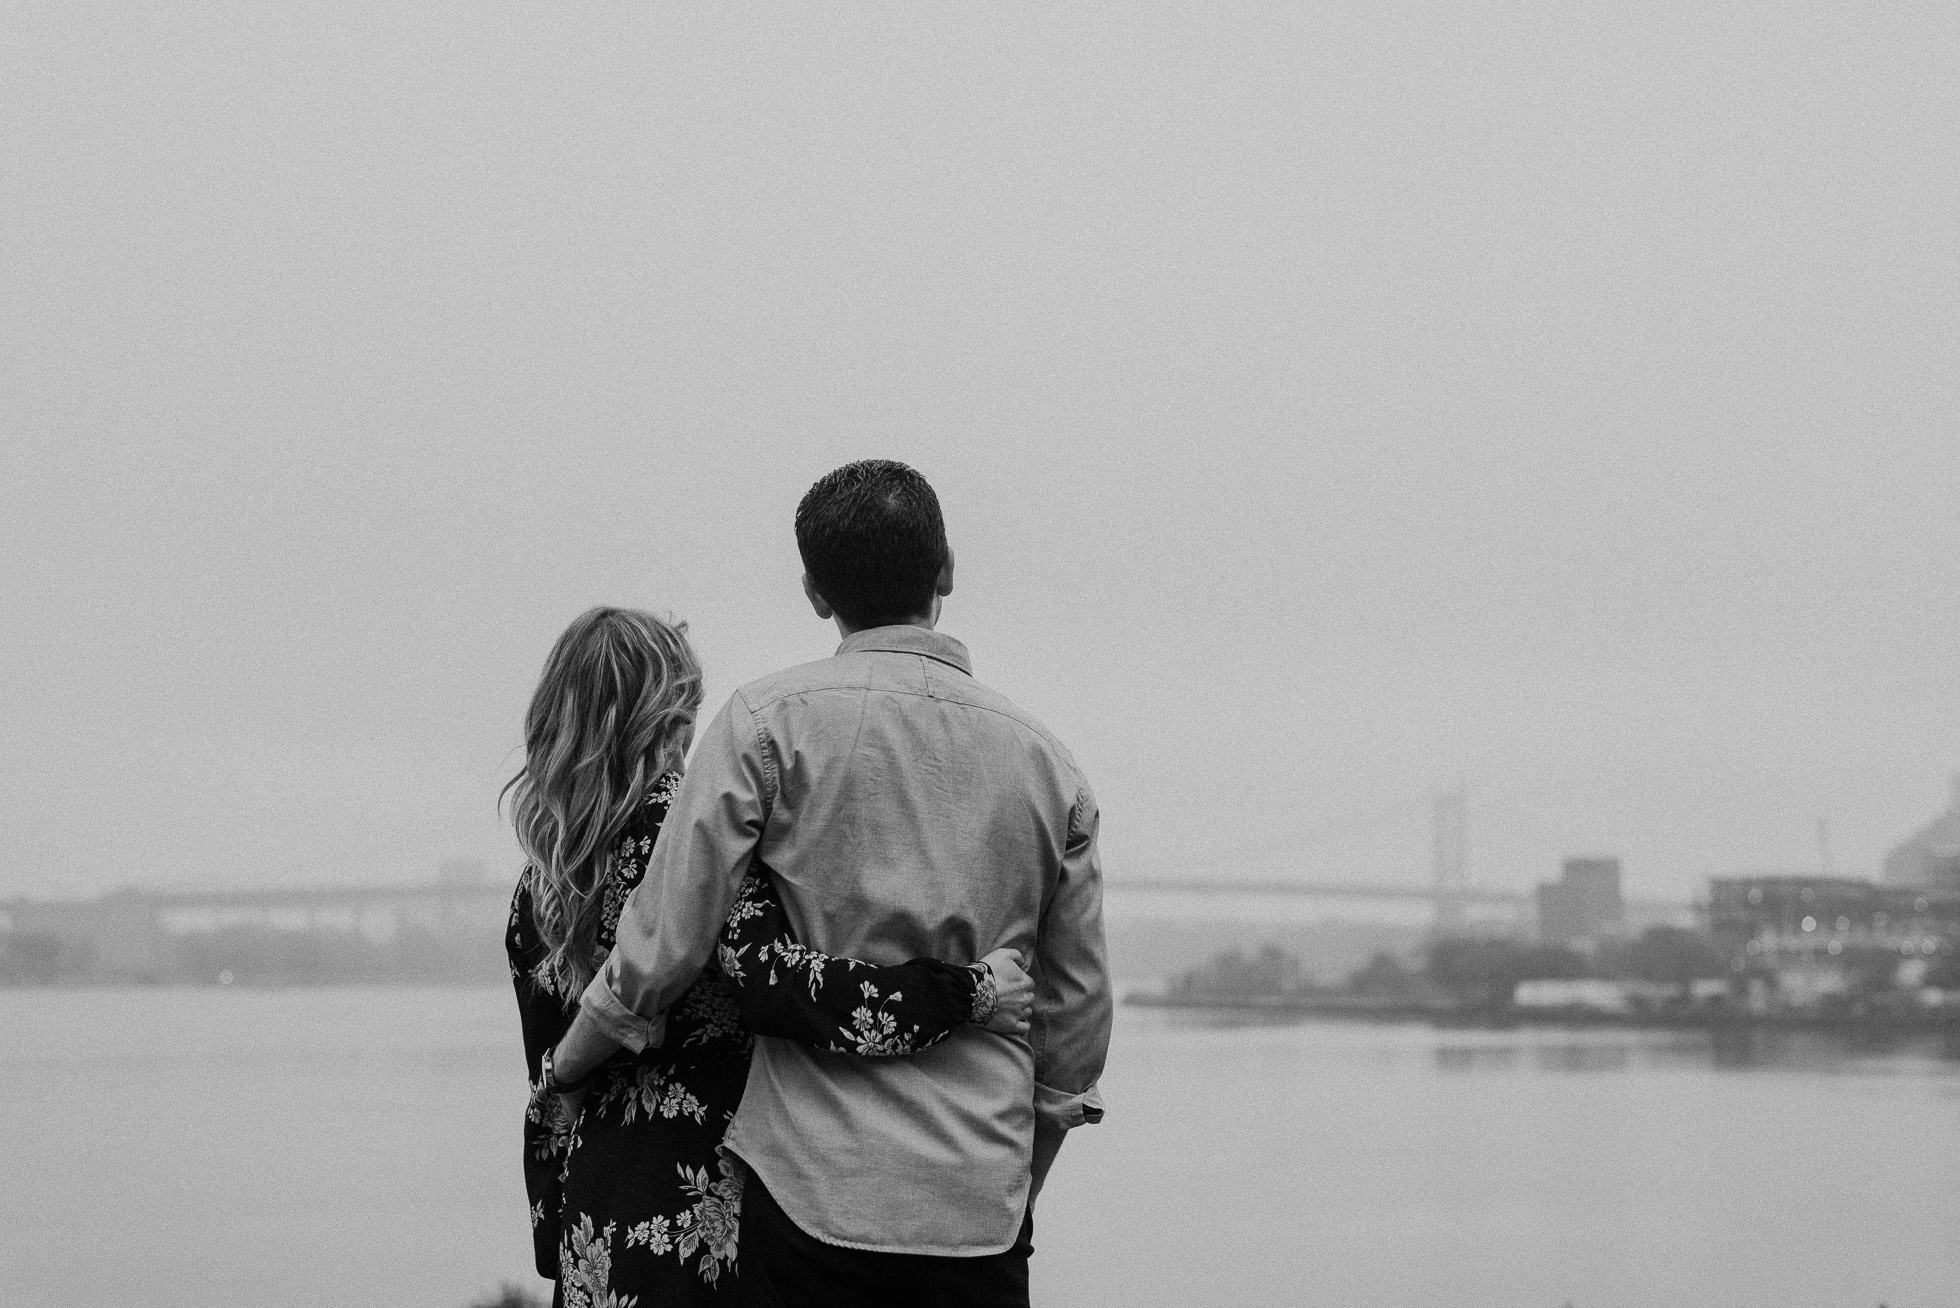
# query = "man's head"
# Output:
<box><xmin>795</xmin><ymin>460</ymin><xmax>954</xmax><ymax>632</ymax></box>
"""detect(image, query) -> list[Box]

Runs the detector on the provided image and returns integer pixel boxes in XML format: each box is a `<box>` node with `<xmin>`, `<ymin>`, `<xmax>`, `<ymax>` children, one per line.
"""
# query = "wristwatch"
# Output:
<box><xmin>967</xmin><ymin>962</ymin><xmax>999</xmax><ymax>1026</ymax></box>
<box><xmin>541</xmin><ymin>1044</ymin><xmax>588</xmax><ymax>1095</ymax></box>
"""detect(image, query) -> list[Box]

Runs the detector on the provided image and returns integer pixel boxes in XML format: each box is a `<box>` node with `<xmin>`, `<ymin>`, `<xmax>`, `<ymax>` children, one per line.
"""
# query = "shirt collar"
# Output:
<box><xmin>837</xmin><ymin>625</ymin><xmax>974</xmax><ymax>676</ymax></box>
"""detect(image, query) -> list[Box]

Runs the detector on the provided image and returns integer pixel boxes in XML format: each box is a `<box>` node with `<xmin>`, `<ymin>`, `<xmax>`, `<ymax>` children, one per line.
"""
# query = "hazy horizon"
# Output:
<box><xmin>6</xmin><ymin>3</ymin><xmax>1958</xmax><ymax>903</ymax></box>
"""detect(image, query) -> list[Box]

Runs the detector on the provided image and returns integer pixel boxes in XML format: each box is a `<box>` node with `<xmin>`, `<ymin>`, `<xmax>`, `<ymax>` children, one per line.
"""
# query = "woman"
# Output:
<box><xmin>504</xmin><ymin>608</ymin><xmax>1032</xmax><ymax>1308</ymax></box>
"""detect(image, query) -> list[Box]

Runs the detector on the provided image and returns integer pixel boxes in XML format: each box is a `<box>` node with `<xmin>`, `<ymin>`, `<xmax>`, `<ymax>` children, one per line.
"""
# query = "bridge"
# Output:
<box><xmin>0</xmin><ymin>868</ymin><xmax>1696</xmax><ymax>982</ymax></box>
<box><xmin>0</xmin><ymin>877</ymin><xmax>514</xmax><ymax>979</ymax></box>
<box><xmin>1106</xmin><ymin>875</ymin><xmax>1691</xmax><ymax>917</ymax></box>
<box><xmin>141</xmin><ymin>881</ymin><xmax>511</xmax><ymax>911</ymax></box>
<box><xmin>7</xmin><ymin>875</ymin><xmax>1687</xmax><ymax>914</ymax></box>
<box><xmin>0</xmin><ymin>873</ymin><xmax>1690</xmax><ymax>972</ymax></box>
<box><xmin>1109</xmin><ymin>875</ymin><xmax>1526</xmax><ymax>906</ymax></box>
<box><xmin>3</xmin><ymin>785</ymin><xmax>1702</xmax><ymax>948</ymax></box>
<box><xmin>1103</xmin><ymin>788</ymin><xmax>1694</xmax><ymax>923</ymax></box>
<box><xmin>4</xmin><ymin>776</ymin><xmax>1698</xmax><ymax>975</ymax></box>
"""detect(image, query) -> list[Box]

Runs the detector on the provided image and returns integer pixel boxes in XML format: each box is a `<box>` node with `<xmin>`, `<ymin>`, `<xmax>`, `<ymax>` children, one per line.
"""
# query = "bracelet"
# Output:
<box><xmin>967</xmin><ymin>963</ymin><xmax>998</xmax><ymax>1026</ymax></box>
<box><xmin>541</xmin><ymin>1045</ymin><xmax>591</xmax><ymax>1096</ymax></box>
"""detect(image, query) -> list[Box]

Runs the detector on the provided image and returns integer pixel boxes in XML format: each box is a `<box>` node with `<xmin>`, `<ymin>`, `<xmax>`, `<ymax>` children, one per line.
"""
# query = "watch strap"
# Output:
<box><xmin>967</xmin><ymin>962</ymin><xmax>999</xmax><ymax>1026</ymax></box>
<box><xmin>541</xmin><ymin>1045</ymin><xmax>591</xmax><ymax>1095</ymax></box>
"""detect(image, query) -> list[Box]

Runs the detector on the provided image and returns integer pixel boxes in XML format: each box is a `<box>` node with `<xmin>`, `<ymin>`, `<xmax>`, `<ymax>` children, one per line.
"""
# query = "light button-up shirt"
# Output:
<box><xmin>581</xmin><ymin>626</ymin><xmax>1112</xmax><ymax>1255</ymax></box>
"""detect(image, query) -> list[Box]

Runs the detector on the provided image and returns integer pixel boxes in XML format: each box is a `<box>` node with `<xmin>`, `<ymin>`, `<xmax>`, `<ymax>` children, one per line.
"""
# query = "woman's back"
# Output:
<box><xmin>507</xmin><ymin>771</ymin><xmax>751</xmax><ymax>1302</ymax></box>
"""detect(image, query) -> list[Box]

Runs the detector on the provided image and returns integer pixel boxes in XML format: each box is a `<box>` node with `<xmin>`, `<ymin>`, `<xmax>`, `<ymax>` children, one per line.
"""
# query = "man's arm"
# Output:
<box><xmin>553</xmin><ymin>691</ymin><xmax>773</xmax><ymax>1082</ymax></box>
<box><xmin>1028</xmin><ymin>777</ymin><xmax>1113</xmax><ymax>1199</ymax></box>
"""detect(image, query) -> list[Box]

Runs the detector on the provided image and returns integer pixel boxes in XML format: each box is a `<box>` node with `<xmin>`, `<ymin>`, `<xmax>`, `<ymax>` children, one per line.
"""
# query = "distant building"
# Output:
<box><xmin>1167</xmin><ymin>944</ymin><xmax>1303</xmax><ymax>999</ymax></box>
<box><xmin>1884</xmin><ymin>773</ymin><xmax>1960</xmax><ymax>892</ymax></box>
<box><xmin>1708</xmin><ymin>875</ymin><xmax>1873</xmax><ymax>941</ymax></box>
<box><xmin>1776</xmin><ymin>959</ymin><xmax>1851</xmax><ymax>1007</ymax></box>
<box><xmin>1513</xmin><ymin>977</ymin><xmax>1683</xmax><ymax>1014</ymax></box>
<box><xmin>1707</xmin><ymin>873</ymin><xmax>1959</xmax><ymax>964</ymax></box>
<box><xmin>1513</xmin><ymin>978</ymin><xmax>1621</xmax><ymax>1013</ymax></box>
<box><xmin>1536</xmin><ymin>856</ymin><xmax>1626</xmax><ymax>946</ymax></box>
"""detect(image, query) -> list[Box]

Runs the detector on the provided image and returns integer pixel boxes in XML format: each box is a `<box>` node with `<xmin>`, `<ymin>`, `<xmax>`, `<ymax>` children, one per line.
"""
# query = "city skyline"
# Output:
<box><xmin>7</xmin><ymin>773</ymin><xmax>1955</xmax><ymax>910</ymax></box>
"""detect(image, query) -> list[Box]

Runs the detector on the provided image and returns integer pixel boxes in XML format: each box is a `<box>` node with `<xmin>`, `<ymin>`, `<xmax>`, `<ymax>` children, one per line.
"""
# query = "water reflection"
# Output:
<box><xmin>1434</xmin><ymin>1044</ymin><xmax>1518</xmax><ymax>1073</ymax></box>
<box><xmin>1434</xmin><ymin>1041</ymin><xmax>1637</xmax><ymax>1075</ymax></box>
<box><xmin>1153</xmin><ymin>1007</ymin><xmax>1960</xmax><ymax>1076</ymax></box>
<box><xmin>1708</xmin><ymin>1022</ymin><xmax>1960</xmax><ymax>1071</ymax></box>
<box><xmin>1428</xmin><ymin>1026</ymin><xmax>1960</xmax><ymax>1076</ymax></box>
<box><xmin>1532</xmin><ymin>1042</ymin><xmax>1631</xmax><ymax>1074</ymax></box>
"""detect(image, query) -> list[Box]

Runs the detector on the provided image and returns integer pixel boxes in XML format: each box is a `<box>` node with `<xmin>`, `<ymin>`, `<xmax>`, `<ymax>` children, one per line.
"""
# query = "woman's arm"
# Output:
<box><xmin>506</xmin><ymin>874</ymin><xmax>576</xmax><ymax>1281</ymax></box>
<box><xmin>507</xmin><ymin>873</ymin><xmax>575</xmax><ymax>1075</ymax></box>
<box><xmin>717</xmin><ymin>865</ymin><xmax>1032</xmax><ymax>1056</ymax></box>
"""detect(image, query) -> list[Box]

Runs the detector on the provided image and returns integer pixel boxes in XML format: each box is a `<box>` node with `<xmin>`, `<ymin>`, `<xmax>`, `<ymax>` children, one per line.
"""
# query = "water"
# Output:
<box><xmin>4</xmin><ymin>988</ymin><xmax>1957</xmax><ymax>1308</ymax></box>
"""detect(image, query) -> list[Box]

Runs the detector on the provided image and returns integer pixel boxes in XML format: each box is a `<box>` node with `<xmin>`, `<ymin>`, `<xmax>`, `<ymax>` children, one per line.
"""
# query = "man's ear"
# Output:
<box><xmin>935</xmin><ymin>547</ymin><xmax>955</xmax><ymax>598</ymax></box>
<box><xmin>802</xmin><ymin>573</ymin><xmax>834</xmax><ymax>621</ymax></box>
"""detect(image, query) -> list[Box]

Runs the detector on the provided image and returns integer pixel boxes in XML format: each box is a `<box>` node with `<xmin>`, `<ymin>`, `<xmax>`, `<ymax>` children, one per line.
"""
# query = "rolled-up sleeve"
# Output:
<box><xmin>1030</xmin><ymin>778</ymin><xmax>1113</xmax><ymax>1134</ymax></box>
<box><xmin>579</xmin><ymin>970</ymin><xmax>663</xmax><ymax>1052</ymax></box>
<box><xmin>580</xmin><ymin>691</ymin><xmax>773</xmax><ymax>1052</ymax></box>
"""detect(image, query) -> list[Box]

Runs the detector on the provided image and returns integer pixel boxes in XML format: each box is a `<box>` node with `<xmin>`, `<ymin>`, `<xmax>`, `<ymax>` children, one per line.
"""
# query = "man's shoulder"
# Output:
<box><xmin>734</xmin><ymin>650</ymin><xmax>1085</xmax><ymax>776</ymax></box>
<box><xmin>731</xmin><ymin>651</ymin><xmax>868</xmax><ymax>709</ymax></box>
<box><xmin>928</xmin><ymin>673</ymin><xmax>1082</xmax><ymax>770</ymax></box>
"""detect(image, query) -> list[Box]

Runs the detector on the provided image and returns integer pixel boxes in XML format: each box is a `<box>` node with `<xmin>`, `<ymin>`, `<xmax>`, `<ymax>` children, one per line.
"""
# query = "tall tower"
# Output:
<box><xmin>1432</xmin><ymin>784</ymin><xmax>1469</xmax><ymax>936</ymax></box>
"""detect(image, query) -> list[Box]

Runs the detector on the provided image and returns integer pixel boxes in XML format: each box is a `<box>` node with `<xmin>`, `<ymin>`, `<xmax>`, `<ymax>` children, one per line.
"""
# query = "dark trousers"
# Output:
<box><xmin>737</xmin><ymin>1169</ymin><xmax>1033</xmax><ymax>1308</ymax></box>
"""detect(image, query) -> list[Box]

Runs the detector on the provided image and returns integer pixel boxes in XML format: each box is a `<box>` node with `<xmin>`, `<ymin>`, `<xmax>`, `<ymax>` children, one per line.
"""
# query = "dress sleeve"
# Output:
<box><xmin>506</xmin><ymin>873</ymin><xmax>576</xmax><ymax>1281</ymax></box>
<box><xmin>580</xmin><ymin>692</ymin><xmax>771</xmax><ymax>1052</ymax></box>
<box><xmin>508</xmin><ymin>873</ymin><xmax>573</xmax><ymax>1077</ymax></box>
<box><xmin>715</xmin><ymin>864</ymin><xmax>981</xmax><ymax>1057</ymax></box>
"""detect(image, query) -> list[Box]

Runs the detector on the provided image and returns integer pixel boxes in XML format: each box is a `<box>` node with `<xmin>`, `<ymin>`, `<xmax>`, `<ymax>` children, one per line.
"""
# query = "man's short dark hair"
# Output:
<box><xmin>795</xmin><ymin>460</ymin><xmax>950</xmax><ymax>629</ymax></box>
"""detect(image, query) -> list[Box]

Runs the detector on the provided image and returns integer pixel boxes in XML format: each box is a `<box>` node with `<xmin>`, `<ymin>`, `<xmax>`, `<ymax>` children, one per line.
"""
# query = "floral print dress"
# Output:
<box><xmin>506</xmin><ymin>772</ymin><xmax>983</xmax><ymax>1307</ymax></box>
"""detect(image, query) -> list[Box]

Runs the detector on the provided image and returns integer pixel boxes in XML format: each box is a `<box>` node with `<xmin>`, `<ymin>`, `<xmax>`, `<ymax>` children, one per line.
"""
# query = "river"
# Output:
<box><xmin>4</xmin><ymin>987</ymin><xmax>1956</xmax><ymax>1307</ymax></box>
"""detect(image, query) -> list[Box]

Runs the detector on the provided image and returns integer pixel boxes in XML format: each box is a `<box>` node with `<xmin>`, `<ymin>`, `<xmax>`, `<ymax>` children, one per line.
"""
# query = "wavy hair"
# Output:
<box><xmin>502</xmin><ymin>607</ymin><xmax>704</xmax><ymax>998</ymax></box>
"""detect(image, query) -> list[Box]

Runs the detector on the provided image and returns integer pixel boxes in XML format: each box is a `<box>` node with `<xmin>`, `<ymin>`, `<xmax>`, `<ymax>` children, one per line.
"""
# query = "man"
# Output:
<box><xmin>551</xmin><ymin>459</ymin><xmax>1112</xmax><ymax>1306</ymax></box>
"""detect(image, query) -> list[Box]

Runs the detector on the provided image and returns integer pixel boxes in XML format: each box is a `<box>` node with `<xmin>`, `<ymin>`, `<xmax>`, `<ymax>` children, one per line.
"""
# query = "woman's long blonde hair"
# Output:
<box><xmin>502</xmin><ymin>607</ymin><xmax>704</xmax><ymax>997</ymax></box>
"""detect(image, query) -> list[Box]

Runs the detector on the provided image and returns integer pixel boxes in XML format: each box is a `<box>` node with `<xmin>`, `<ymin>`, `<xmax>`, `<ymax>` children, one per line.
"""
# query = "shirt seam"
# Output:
<box><xmin>843</xmin><ymin>683</ymin><xmax>871</xmax><ymax>761</ymax></box>
<box><xmin>738</xmin><ymin>690</ymin><xmax>779</xmax><ymax>808</ymax></box>
<box><xmin>747</xmin><ymin>684</ymin><xmax>1077</xmax><ymax>763</ymax></box>
<box><xmin>853</xmin><ymin>647</ymin><xmax>971</xmax><ymax>676</ymax></box>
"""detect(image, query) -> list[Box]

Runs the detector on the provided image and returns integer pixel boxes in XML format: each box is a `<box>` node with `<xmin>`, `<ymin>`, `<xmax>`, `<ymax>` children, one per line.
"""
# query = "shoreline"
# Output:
<box><xmin>1125</xmin><ymin>990</ymin><xmax>1960</xmax><ymax>1033</ymax></box>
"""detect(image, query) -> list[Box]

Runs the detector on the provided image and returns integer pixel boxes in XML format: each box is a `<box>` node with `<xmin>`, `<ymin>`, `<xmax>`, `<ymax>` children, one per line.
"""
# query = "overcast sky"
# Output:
<box><xmin>4</xmin><ymin>3</ymin><xmax>1957</xmax><ymax>903</ymax></box>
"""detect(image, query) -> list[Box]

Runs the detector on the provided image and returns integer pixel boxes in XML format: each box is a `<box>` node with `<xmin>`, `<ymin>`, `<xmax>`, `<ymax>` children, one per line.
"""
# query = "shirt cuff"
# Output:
<box><xmin>579</xmin><ymin>969</ymin><xmax>665</xmax><ymax>1054</ymax></box>
<box><xmin>1034</xmin><ymin>1080</ymin><xmax>1106</xmax><ymax>1133</ymax></box>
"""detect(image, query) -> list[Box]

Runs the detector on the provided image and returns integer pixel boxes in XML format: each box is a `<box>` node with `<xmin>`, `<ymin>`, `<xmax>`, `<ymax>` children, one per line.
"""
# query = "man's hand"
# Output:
<box><xmin>555</xmin><ymin>1085</ymin><xmax>589</xmax><ymax>1129</ymax></box>
<box><xmin>553</xmin><ymin>1008</ymin><xmax>623</xmax><ymax>1086</ymax></box>
<box><xmin>979</xmin><ymin>947</ymin><xmax>1035</xmax><ymax>1036</ymax></box>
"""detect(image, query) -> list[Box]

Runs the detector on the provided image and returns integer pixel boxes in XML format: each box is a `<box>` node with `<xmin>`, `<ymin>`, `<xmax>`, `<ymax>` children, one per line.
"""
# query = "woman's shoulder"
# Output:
<box><xmin>613</xmin><ymin>772</ymin><xmax>681</xmax><ymax>863</ymax></box>
<box><xmin>594</xmin><ymin>772</ymin><xmax>686</xmax><ymax>943</ymax></box>
<box><xmin>506</xmin><ymin>865</ymin><xmax>540</xmax><ymax>959</ymax></box>
<box><xmin>617</xmin><ymin>772</ymin><xmax>682</xmax><ymax>855</ymax></box>
<box><xmin>618</xmin><ymin>770</ymin><xmax>682</xmax><ymax>839</ymax></box>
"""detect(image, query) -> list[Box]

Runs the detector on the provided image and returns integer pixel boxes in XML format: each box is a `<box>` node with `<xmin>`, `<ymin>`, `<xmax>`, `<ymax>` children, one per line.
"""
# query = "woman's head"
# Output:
<box><xmin>503</xmin><ymin>607</ymin><xmax>704</xmax><ymax>996</ymax></box>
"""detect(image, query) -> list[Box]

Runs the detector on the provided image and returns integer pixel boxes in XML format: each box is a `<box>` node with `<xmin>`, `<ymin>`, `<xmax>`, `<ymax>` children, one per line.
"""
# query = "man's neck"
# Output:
<box><xmin>833</xmin><ymin>600</ymin><xmax>941</xmax><ymax>640</ymax></box>
<box><xmin>834</xmin><ymin>616</ymin><xmax>936</xmax><ymax>639</ymax></box>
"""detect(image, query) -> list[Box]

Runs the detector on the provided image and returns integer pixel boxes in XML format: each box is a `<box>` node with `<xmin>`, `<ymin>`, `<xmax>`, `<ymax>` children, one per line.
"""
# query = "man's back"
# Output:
<box><xmin>581</xmin><ymin>624</ymin><xmax>1110</xmax><ymax>1257</ymax></box>
<box><xmin>725</xmin><ymin>627</ymin><xmax>1101</xmax><ymax>1253</ymax></box>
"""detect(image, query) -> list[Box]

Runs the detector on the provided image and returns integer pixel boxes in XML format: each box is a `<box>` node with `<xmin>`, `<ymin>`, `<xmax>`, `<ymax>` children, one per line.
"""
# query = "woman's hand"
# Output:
<box><xmin>979</xmin><ymin>947</ymin><xmax>1035</xmax><ymax>1036</ymax></box>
